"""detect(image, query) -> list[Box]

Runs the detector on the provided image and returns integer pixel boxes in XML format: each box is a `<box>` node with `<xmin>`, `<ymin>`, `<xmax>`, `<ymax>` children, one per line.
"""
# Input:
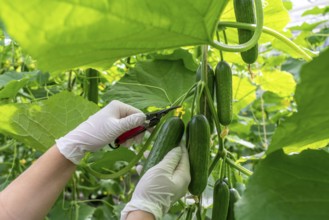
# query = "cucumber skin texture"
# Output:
<box><xmin>196</xmin><ymin>64</ymin><xmax>215</xmax><ymax>132</ymax></box>
<box><xmin>233</xmin><ymin>0</ymin><xmax>258</xmax><ymax>64</ymax></box>
<box><xmin>215</xmin><ymin>61</ymin><xmax>233</xmax><ymax>126</ymax></box>
<box><xmin>141</xmin><ymin>117</ymin><xmax>184</xmax><ymax>175</ymax></box>
<box><xmin>212</xmin><ymin>180</ymin><xmax>230</xmax><ymax>220</ymax></box>
<box><xmin>187</xmin><ymin>115</ymin><xmax>210</xmax><ymax>196</ymax></box>
<box><xmin>227</xmin><ymin>188</ymin><xmax>241</xmax><ymax>220</ymax></box>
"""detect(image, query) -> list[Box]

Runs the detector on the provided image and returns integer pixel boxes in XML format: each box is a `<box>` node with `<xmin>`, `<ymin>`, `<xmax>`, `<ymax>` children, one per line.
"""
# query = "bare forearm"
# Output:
<box><xmin>0</xmin><ymin>145</ymin><xmax>76</xmax><ymax>220</ymax></box>
<box><xmin>126</xmin><ymin>210</ymin><xmax>155</xmax><ymax>220</ymax></box>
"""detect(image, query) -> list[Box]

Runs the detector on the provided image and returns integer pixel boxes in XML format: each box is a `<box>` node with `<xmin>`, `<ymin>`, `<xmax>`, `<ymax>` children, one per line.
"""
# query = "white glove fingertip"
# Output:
<box><xmin>136</xmin><ymin>165</ymin><xmax>143</xmax><ymax>176</ymax></box>
<box><xmin>143</xmin><ymin>150</ymin><xmax>150</xmax><ymax>159</ymax></box>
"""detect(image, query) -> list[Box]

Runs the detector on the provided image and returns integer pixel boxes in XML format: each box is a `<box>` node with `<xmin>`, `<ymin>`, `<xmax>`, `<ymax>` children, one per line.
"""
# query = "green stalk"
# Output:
<box><xmin>226</xmin><ymin>157</ymin><xmax>253</xmax><ymax>176</ymax></box>
<box><xmin>85</xmin><ymin>115</ymin><xmax>166</xmax><ymax>179</ymax></box>
<box><xmin>211</xmin><ymin>0</ymin><xmax>263</xmax><ymax>52</ymax></box>
<box><xmin>217</xmin><ymin>21</ymin><xmax>313</xmax><ymax>62</ymax></box>
<box><xmin>203</xmin><ymin>84</ymin><xmax>223</xmax><ymax>150</ymax></box>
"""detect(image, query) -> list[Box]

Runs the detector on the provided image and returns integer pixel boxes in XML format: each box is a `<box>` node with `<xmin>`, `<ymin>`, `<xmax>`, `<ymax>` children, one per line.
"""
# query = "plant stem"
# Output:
<box><xmin>211</xmin><ymin>0</ymin><xmax>263</xmax><ymax>52</ymax></box>
<box><xmin>260</xmin><ymin>94</ymin><xmax>268</xmax><ymax>149</ymax></box>
<box><xmin>203</xmin><ymin>84</ymin><xmax>223</xmax><ymax>151</ymax></box>
<box><xmin>226</xmin><ymin>157</ymin><xmax>253</xmax><ymax>176</ymax></box>
<box><xmin>217</xmin><ymin>21</ymin><xmax>313</xmax><ymax>62</ymax></box>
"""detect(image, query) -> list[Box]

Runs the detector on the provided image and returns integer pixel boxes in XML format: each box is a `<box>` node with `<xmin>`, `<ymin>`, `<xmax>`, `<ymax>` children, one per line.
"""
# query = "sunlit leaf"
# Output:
<box><xmin>254</xmin><ymin>69</ymin><xmax>296</xmax><ymax>97</ymax></box>
<box><xmin>233</xmin><ymin>76</ymin><xmax>256</xmax><ymax>114</ymax></box>
<box><xmin>0</xmin><ymin>0</ymin><xmax>228</xmax><ymax>72</ymax></box>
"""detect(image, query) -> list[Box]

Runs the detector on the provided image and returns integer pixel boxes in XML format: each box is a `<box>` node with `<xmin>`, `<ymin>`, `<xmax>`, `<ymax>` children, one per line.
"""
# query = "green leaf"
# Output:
<box><xmin>289</xmin><ymin>21</ymin><xmax>328</xmax><ymax>32</ymax></box>
<box><xmin>0</xmin><ymin>78</ymin><xmax>29</xmax><ymax>99</ymax></box>
<box><xmin>236</xmin><ymin>150</ymin><xmax>329</xmax><ymax>220</ymax></box>
<box><xmin>302</xmin><ymin>6</ymin><xmax>329</xmax><ymax>16</ymax></box>
<box><xmin>49</xmin><ymin>198</ymin><xmax>96</xmax><ymax>220</ymax></box>
<box><xmin>0</xmin><ymin>72</ymin><xmax>25</xmax><ymax>87</ymax></box>
<box><xmin>87</xmin><ymin>148</ymin><xmax>136</xmax><ymax>173</ymax></box>
<box><xmin>103</xmin><ymin>59</ymin><xmax>195</xmax><ymax>109</ymax></box>
<box><xmin>0</xmin><ymin>0</ymin><xmax>228</xmax><ymax>72</ymax></box>
<box><xmin>268</xmin><ymin>49</ymin><xmax>329</xmax><ymax>154</ymax></box>
<box><xmin>0</xmin><ymin>91</ymin><xmax>98</xmax><ymax>151</ymax></box>
<box><xmin>150</xmin><ymin>48</ymin><xmax>198</xmax><ymax>71</ymax></box>
<box><xmin>254</xmin><ymin>70</ymin><xmax>296</xmax><ymax>97</ymax></box>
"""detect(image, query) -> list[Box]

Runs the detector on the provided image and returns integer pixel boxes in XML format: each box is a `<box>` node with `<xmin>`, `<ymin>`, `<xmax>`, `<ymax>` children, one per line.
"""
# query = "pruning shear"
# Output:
<box><xmin>109</xmin><ymin>105</ymin><xmax>181</xmax><ymax>149</ymax></box>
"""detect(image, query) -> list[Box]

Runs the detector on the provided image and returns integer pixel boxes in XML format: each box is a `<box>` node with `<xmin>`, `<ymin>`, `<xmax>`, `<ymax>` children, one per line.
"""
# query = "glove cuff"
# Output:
<box><xmin>56</xmin><ymin>137</ymin><xmax>85</xmax><ymax>164</ymax></box>
<box><xmin>120</xmin><ymin>200</ymin><xmax>163</xmax><ymax>220</ymax></box>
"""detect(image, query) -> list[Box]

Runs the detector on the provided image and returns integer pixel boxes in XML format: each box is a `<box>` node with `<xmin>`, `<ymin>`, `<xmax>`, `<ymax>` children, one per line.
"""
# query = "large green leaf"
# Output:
<box><xmin>268</xmin><ymin>49</ymin><xmax>329</xmax><ymax>154</ymax></box>
<box><xmin>0</xmin><ymin>0</ymin><xmax>228</xmax><ymax>72</ymax></box>
<box><xmin>0</xmin><ymin>91</ymin><xmax>98</xmax><ymax>151</ymax></box>
<box><xmin>103</xmin><ymin>59</ymin><xmax>195</xmax><ymax>109</ymax></box>
<box><xmin>236</xmin><ymin>150</ymin><xmax>329</xmax><ymax>220</ymax></box>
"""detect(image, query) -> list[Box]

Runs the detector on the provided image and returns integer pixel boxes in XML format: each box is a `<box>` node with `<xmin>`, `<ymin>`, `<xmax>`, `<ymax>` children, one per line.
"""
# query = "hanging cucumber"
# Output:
<box><xmin>215</xmin><ymin>61</ymin><xmax>232</xmax><ymax>126</ymax></box>
<box><xmin>187</xmin><ymin>115</ymin><xmax>210</xmax><ymax>196</ymax></box>
<box><xmin>196</xmin><ymin>64</ymin><xmax>215</xmax><ymax>132</ymax></box>
<box><xmin>233</xmin><ymin>0</ymin><xmax>258</xmax><ymax>64</ymax></box>
<box><xmin>141</xmin><ymin>116</ymin><xmax>184</xmax><ymax>175</ymax></box>
<box><xmin>86</xmin><ymin>68</ymin><xmax>99</xmax><ymax>104</ymax></box>
<box><xmin>212</xmin><ymin>180</ymin><xmax>230</xmax><ymax>220</ymax></box>
<box><xmin>227</xmin><ymin>188</ymin><xmax>241</xmax><ymax>220</ymax></box>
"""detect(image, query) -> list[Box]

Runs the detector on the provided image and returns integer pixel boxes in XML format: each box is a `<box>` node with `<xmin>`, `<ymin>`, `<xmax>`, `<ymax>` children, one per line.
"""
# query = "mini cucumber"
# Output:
<box><xmin>233</xmin><ymin>0</ymin><xmax>258</xmax><ymax>64</ymax></box>
<box><xmin>215</xmin><ymin>61</ymin><xmax>232</xmax><ymax>126</ymax></box>
<box><xmin>187</xmin><ymin>115</ymin><xmax>210</xmax><ymax>196</ymax></box>
<box><xmin>141</xmin><ymin>116</ymin><xmax>184</xmax><ymax>175</ymax></box>
<box><xmin>212</xmin><ymin>180</ymin><xmax>230</xmax><ymax>220</ymax></box>
<box><xmin>227</xmin><ymin>188</ymin><xmax>241</xmax><ymax>220</ymax></box>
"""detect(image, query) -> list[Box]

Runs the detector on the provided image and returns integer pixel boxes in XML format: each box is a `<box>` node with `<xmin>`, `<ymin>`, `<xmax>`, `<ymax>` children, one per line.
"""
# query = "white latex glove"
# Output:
<box><xmin>56</xmin><ymin>100</ymin><xmax>146</xmax><ymax>164</ymax></box>
<box><xmin>121</xmin><ymin>146</ymin><xmax>191</xmax><ymax>220</ymax></box>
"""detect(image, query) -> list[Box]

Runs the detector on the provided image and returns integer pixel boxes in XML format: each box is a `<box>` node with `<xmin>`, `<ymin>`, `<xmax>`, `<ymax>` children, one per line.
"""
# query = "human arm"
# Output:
<box><xmin>0</xmin><ymin>100</ymin><xmax>146</xmax><ymax>220</ymax></box>
<box><xmin>121</xmin><ymin>146</ymin><xmax>191</xmax><ymax>220</ymax></box>
<box><xmin>0</xmin><ymin>145</ymin><xmax>76</xmax><ymax>220</ymax></box>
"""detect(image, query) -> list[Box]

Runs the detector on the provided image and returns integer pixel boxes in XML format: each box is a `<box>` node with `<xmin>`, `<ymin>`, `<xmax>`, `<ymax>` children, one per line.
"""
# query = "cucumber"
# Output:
<box><xmin>196</xmin><ymin>64</ymin><xmax>215</xmax><ymax>132</ymax></box>
<box><xmin>215</xmin><ymin>61</ymin><xmax>232</xmax><ymax>126</ymax></box>
<box><xmin>227</xmin><ymin>188</ymin><xmax>241</xmax><ymax>220</ymax></box>
<box><xmin>141</xmin><ymin>116</ymin><xmax>184</xmax><ymax>175</ymax></box>
<box><xmin>233</xmin><ymin>0</ymin><xmax>258</xmax><ymax>64</ymax></box>
<box><xmin>212</xmin><ymin>180</ymin><xmax>230</xmax><ymax>220</ymax></box>
<box><xmin>187</xmin><ymin>115</ymin><xmax>210</xmax><ymax>196</ymax></box>
<box><xmin>87</xmin><ymin>68</ymin><xmax>99</xmax><ymax>104</ymax></box>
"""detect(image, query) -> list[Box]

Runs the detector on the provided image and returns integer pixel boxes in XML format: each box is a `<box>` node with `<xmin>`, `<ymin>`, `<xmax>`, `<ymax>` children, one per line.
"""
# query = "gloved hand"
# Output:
<box><xmin>56</xmin><ymin>100</ymin><xmax>146</xmax><ymax>164</ymax></box>
<box><xmin>121</xmin><ymin>146</ymin><xmax>191</xmax><ymax>220</ymax></box>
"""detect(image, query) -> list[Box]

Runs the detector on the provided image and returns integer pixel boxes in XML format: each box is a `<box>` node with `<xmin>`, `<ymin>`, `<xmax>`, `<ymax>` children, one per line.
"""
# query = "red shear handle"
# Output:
<box><xmin>115</xmin><ymin>126</ymin><xmax>146</xmax><ymax>146</ymax></box>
